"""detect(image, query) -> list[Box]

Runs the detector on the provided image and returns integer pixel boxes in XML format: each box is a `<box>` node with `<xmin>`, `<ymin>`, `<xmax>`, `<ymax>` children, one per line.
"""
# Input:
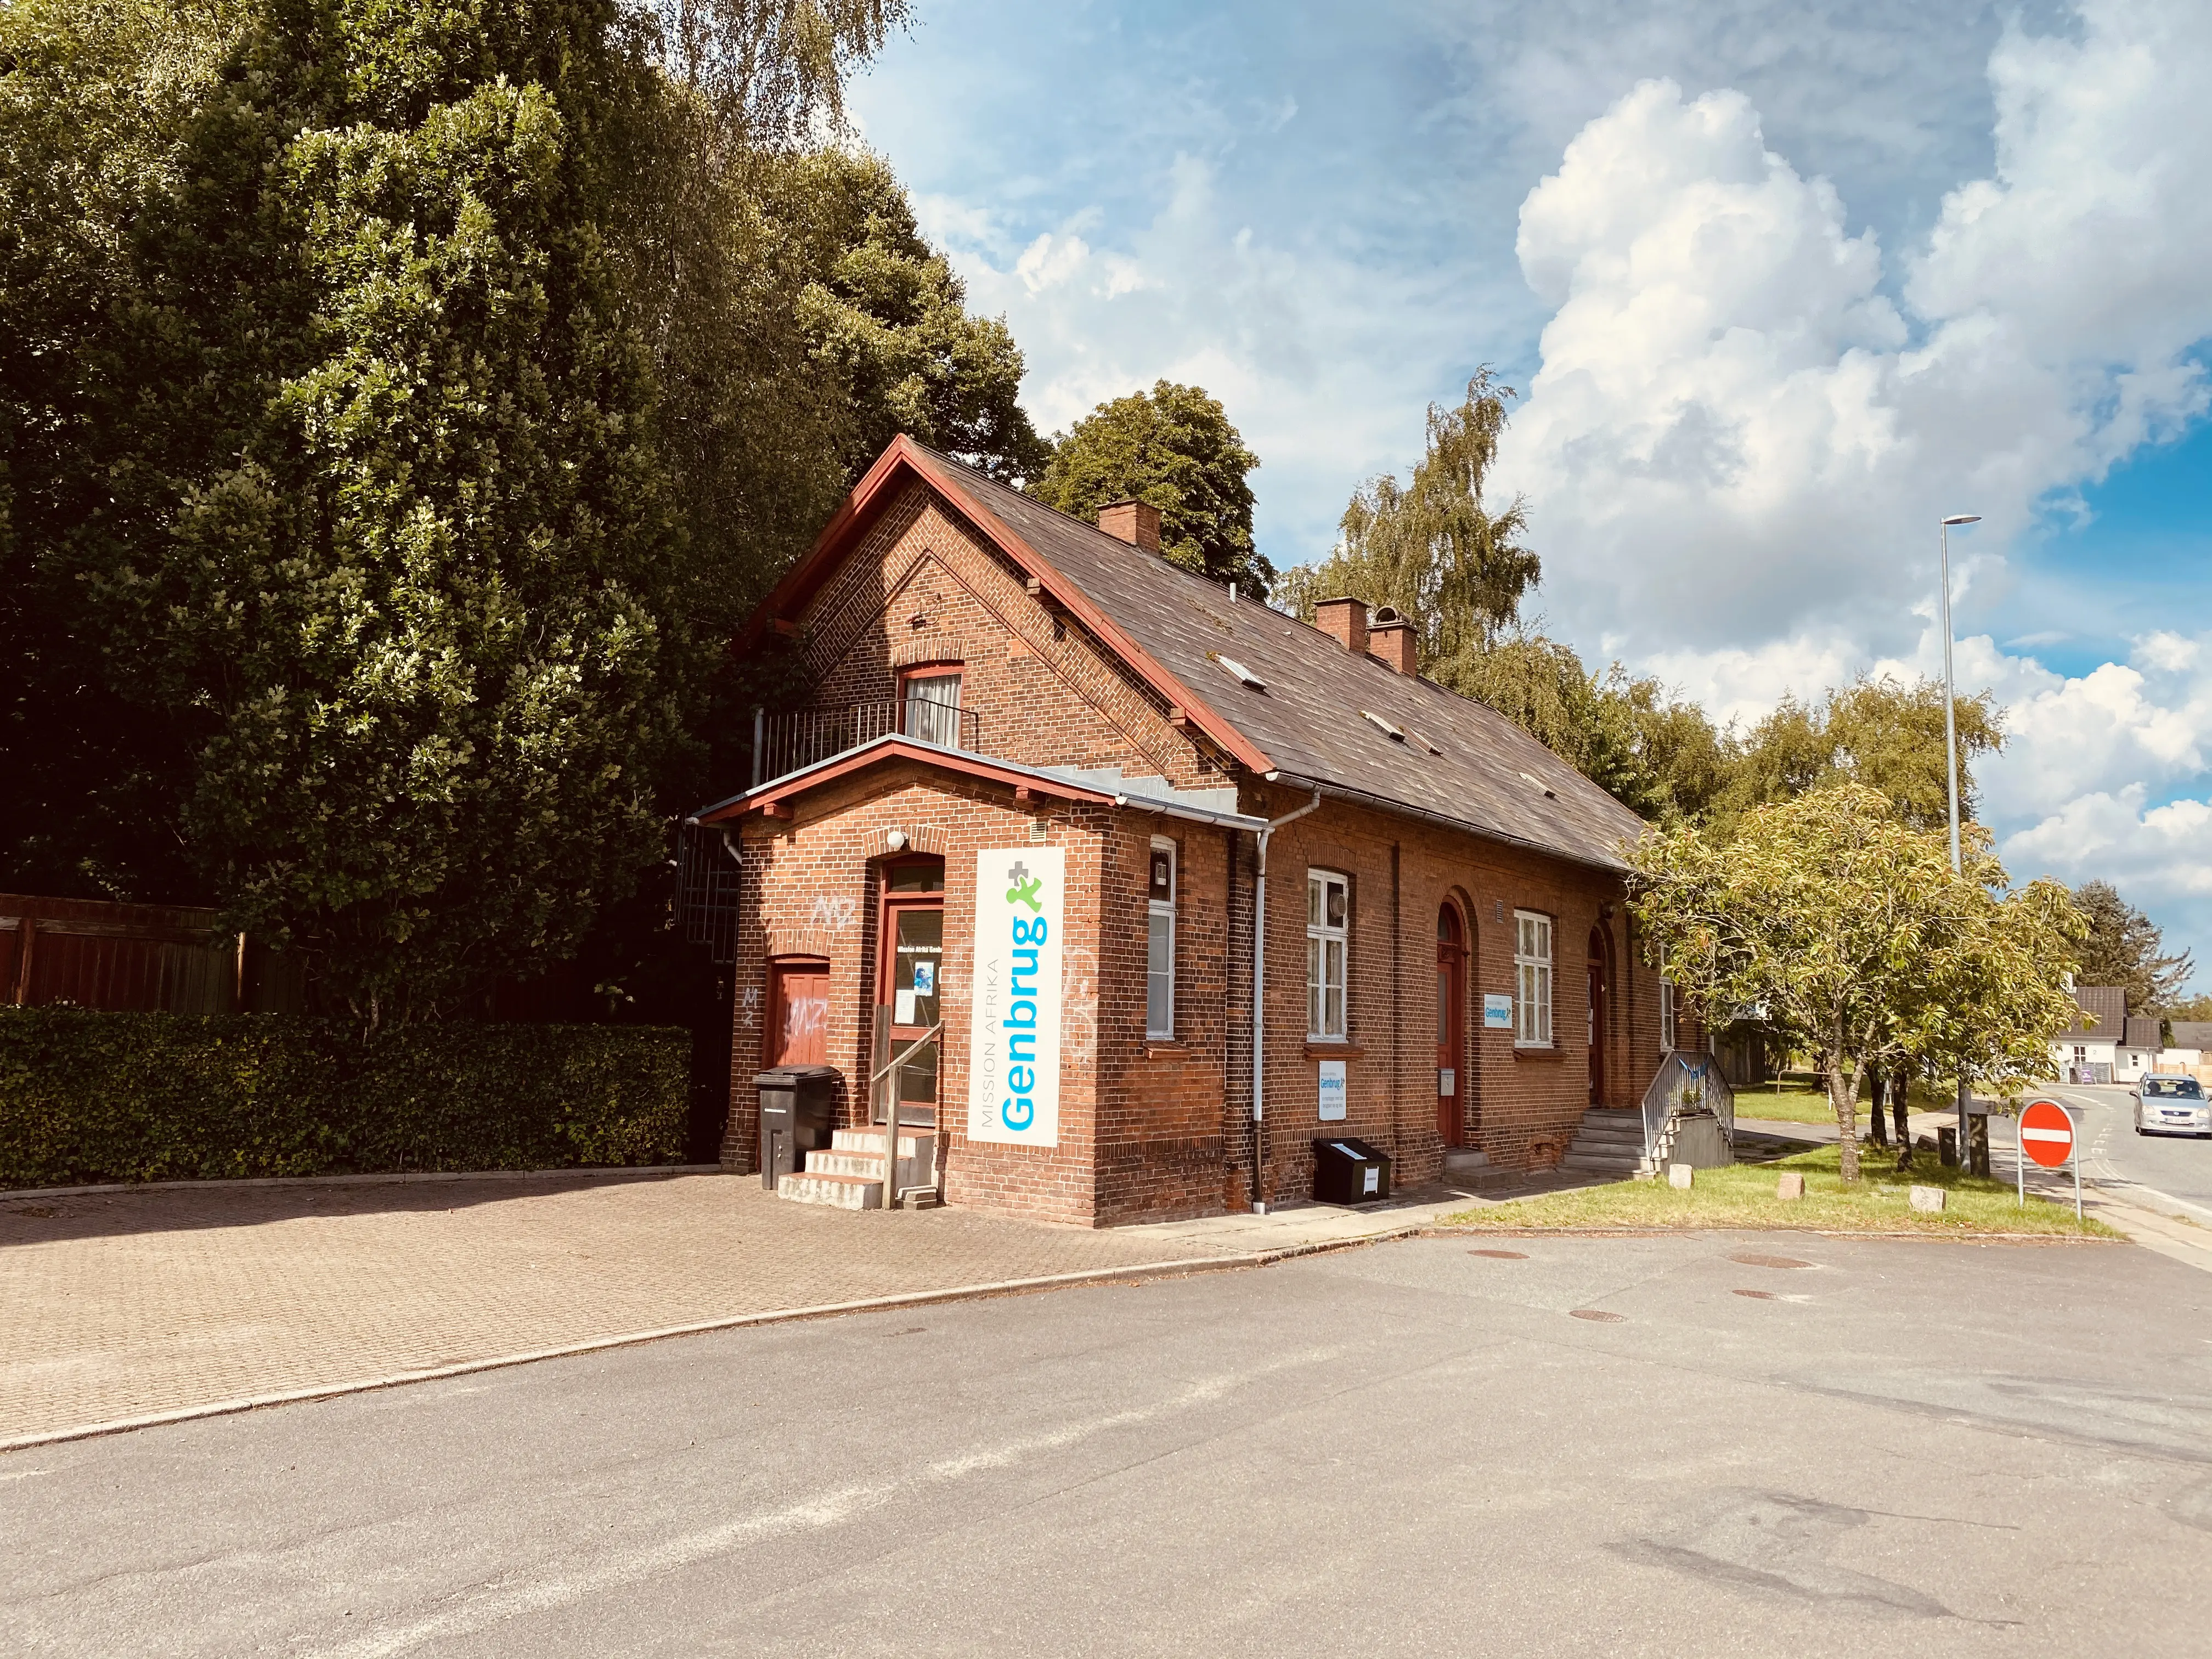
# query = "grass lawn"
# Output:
<box><xmin>1443</xmin><ymin>1142</ymin><xmax>2121</xmax><ymax>1237</ymax></box>
<box><xmin>1734</xmin><ymin>1077</ymin><xmax>1967</xmax><ymax>1126</ymax></box>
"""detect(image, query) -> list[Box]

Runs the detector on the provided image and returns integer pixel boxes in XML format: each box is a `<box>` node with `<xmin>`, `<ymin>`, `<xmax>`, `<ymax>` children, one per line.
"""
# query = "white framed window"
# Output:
<box><xmin>1514</xmin><ymin>910</ymin><xmax>1553</xmax><ymax>1047</ymax></box>
<box><xmin>1660</xmin><ymin>973</ymin><xmax>1677</xmax><ymax>1053</ymax></box>
<box><xmin>1307</xmin><ymin>870</ymin><xmax>1348</xmax><ymax>1040</ymax></box>
<box><xmin>1146</xmin><ymin>838</ymin><xmax>1177</xmax><ymax>1039</ymax></box>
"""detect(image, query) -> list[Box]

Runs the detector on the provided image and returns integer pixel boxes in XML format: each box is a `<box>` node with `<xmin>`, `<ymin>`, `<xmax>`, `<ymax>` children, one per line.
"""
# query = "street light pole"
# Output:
<box><xmin>1940</xmin><ymin>513</ymin><xmax>1980</xmax><ymax>1164</ymax></box>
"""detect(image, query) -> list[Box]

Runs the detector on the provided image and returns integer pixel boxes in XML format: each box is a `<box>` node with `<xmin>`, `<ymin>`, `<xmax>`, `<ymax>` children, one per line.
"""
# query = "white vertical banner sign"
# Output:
<box><xmin>968</xmin><ymin>846</ymin><xmax>1064</xmax><ymax>1147</ymax></box>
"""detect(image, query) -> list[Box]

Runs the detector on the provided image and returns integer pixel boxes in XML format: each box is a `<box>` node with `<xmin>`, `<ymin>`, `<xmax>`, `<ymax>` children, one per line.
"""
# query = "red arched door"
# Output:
<box><xmin>1437</xmin><ymin>905</ymin><xmax>1466</xmax><ymax>1146</ymax></box>
<box><xmin>1587</xmin><ymin>926</ymin><xmax>1608</xmax><ymax>1107</ymax></box>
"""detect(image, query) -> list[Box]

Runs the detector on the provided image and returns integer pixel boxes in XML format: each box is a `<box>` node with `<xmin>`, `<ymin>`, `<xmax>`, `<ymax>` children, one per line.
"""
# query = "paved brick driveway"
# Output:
<box><xmin>0</xmin><ymin>1173</ymin><xmax>1271</xmax><ymax>1447</ymax></box>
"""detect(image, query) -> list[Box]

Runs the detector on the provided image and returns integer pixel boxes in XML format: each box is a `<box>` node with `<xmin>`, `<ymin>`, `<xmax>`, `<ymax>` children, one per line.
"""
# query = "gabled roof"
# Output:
<box><xmin>2169</xmin><ymin>1022</ymin><xmax>2212</xmax><ymax>1051</ymax></box>
<box><xmin>2059</xmin><ymin>986</ymin><xmax>2126</xmax><ymax>1041</ymax></box>
<box><xmin>743</xmin><ymin>436</ymin><xmax>1647</xmax><ymax>872</ymax></box>
<box><xmin>2122</xmin><ymin>1016</ymin><xmax>2164</xmax><ymax>1051</ymax></box>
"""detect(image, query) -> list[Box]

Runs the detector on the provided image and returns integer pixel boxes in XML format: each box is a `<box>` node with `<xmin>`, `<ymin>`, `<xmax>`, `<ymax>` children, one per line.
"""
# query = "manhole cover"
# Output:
<box><xmin>1732</xmin><ymin>1288</ymin><xmax>1778</xmax><ymax>1300</ymax></box>
<box><xmin>1469</xmin><ymin>1249</ymin><xmax>1528</xmax><ymax>1260</ymax></box>
<box><xmin>1568</xmin><ymin>1308</ymin><xmax>1625</xmax><ymax>1323</ymax></box>
<box><xmin>1726</xmin><ymin>1252</ymin><xmax>1811</xmax><ymax>1269</ymax></box>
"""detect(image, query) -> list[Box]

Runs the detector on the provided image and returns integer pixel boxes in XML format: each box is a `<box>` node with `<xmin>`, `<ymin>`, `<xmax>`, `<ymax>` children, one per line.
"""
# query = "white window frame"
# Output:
<box><xmin>1307</xmin><ymin>870</ymin><xmax>1349</xmax><ymax>1041</ymax></box>
<box><xmin>1514</xmin><ymin>910</ymin><xmax>1554</xmax><ymax>1048</ymax></box>
<box><xmin>1659</xmin><ymin>968</ymin><xmax>1677</xmax><ymax>1053</ymax></box>
<box><xmin>1146</xmin><ymin>837</ymin><xmax>1177</xmax><ymax>1040</ymax></box>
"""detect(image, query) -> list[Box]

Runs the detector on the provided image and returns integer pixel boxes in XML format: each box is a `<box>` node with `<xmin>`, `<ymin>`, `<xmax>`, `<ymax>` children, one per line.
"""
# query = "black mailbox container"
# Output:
<box><xmin>756</xmin><ymin>1065</ymin><xmax>839</xmax><ymax>1190</ymax></box>
<box><xmin>1312</xmin><ymin>1137</ymin><xmax>1392</xmax><ymax>1205</ymax></box>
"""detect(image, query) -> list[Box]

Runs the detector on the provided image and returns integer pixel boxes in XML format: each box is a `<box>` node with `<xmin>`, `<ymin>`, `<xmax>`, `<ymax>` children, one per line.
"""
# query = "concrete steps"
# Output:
<box><xmin>1562</xmin><ymin>1109</ymin><xmax>1660</xmax><ymax>1180</ymax></box>
<box><xmin>776</xmin><ymin>1128</ymin><xmax>939</xmax><ymax>1211</ymax></box>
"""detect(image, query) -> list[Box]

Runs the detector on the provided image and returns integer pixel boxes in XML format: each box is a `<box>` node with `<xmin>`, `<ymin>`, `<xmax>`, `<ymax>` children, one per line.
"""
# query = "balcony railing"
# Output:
<box><xmin>751</xmin><ymin>699</ymin><xmax>983</xmax><ymax>788</ymax></box>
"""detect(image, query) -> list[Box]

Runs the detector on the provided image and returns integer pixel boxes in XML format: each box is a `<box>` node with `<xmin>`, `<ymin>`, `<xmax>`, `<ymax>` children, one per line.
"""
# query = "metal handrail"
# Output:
<box><xmin>752</xmin><ymin>701</ymin><xmax>983</xmax><ymax>788</ymax></box>
<box><xmin>1641</xmin><ymin>1051</ymin><xmax>1735</xmax><ymax>1159</ymax></box>
<box><xmin>868</xmin><ymin>1012</ymin><xmax>943</xmax><ymax>1209</ymax></box>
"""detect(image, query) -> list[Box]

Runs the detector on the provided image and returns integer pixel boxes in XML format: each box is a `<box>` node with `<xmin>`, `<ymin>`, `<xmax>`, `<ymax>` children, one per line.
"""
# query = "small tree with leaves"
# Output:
<box><xmin>1632</xmin><ymin>782</ymin><xmax>2081</xmax><ymax>1182</ymax></box>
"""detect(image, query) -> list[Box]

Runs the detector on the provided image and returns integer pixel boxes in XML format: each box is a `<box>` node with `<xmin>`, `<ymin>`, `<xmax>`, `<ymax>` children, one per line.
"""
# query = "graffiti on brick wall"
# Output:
<box><xmin>1061</xmin><ymin>943</ymin><xmax>1098</xmax><ymax>1069</ymax></box>
<box><xmin>740</xmin><ymin>985</ymin><xmax>759</xmax><ymax>1029</ymax></box>
<box><xmin>808</xmin><ymin>894</ymin><xmax>858</xmax><ymax>932</ymax></box>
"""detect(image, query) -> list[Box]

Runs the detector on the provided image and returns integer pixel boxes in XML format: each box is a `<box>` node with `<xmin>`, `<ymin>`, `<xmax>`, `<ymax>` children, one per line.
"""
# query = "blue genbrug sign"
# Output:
<box><xmin>968</xmin><ymin>846</ymin><xmax>1064</xmax><ymax>1147</ymax></box>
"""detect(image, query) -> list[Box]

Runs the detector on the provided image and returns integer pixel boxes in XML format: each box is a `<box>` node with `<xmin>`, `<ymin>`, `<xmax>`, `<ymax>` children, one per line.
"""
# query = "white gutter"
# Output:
<box><xmin>1249</xmin><ymin>787</ymin><xmax>1323</xmax><ymax>1214</ymax></box>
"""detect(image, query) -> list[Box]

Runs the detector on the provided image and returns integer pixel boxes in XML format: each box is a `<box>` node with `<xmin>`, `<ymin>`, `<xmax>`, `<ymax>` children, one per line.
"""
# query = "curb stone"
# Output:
<box><xmin>0</xmin><ymin>1222</ymin><xmax>1432</xmax><ymax>1454</ymax></box>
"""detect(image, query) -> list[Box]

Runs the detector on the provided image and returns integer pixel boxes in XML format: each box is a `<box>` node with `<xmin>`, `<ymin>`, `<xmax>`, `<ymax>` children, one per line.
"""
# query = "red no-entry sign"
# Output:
<box><xmin>2017</xmin><ymin>1097</ymin><xmax>2082</xmax><ymax>1220</ymax></box>
<box><xmin>2019</xmin><ymin>1099</ymin><xmax>2075</xmax><ymax>1168</ymax></box>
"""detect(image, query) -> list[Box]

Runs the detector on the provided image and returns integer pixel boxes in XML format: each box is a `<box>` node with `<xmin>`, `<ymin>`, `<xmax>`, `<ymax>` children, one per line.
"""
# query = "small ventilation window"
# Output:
<box><xmin>1362</xmin><ymin>709</ymin><xmax>1406</xmax><ymax>741</ymax></box>
<box><xmin>1212</xmin><ymin>653</ymin><xmax>1266</xmax><ymax>691</ymax></box>
<box><xmin>1519</xmin><ymin>770</ymin><xmax>1559</xmax><ymax>800</ymax></box>
<box><xmin>1407</xmin><ymin>726</ymin><xmax>1443</xmax><ymax>756</ymax></box>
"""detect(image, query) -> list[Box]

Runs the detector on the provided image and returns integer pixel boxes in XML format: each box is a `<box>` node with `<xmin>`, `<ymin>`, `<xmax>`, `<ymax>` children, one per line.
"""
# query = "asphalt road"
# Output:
<box><xmin>2029</xmin><ymin>1083</ymin><xmax>2212</xmax><ymax>1223</ymax></box>
<box><xmin>5</xmin><ymin>1229</ymin><xmax>2210</xmax><ymax>1657</ymax></box>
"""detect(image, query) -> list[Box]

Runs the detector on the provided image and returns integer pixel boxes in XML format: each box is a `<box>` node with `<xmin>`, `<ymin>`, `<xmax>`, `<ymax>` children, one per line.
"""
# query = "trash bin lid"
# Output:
<box><xmin>754</xmin><ymin>1064</ymin><xmax>842</xmax><ymax>1085</ymax></box>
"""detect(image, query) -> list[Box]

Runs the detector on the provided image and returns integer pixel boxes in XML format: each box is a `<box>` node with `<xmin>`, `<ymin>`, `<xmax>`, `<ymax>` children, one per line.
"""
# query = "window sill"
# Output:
<box><xmin>1305</xmin><ymin>1041</ymin><xmax>1367</xmax><ymax>1060</ymax></box>
<box><xmin>1143</xmin><ymin>1040</ymin><xmax>1187</xmax><ymax>1057</ymax></box>
<box><xmin>1513</xmin><ymin>1045</ymin><xmax>1566</xmax><ymax>1062</ymax></box>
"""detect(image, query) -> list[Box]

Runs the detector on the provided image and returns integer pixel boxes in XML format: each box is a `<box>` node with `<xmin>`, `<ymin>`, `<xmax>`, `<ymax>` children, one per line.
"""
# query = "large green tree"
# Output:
<box><xmin>2070</xmin><ymin>879</ymin><xmax>2194</xmax><ymax>1013</ymax></box>
<box><xmin>1031</xmin><ymin>380</ymin><xmax>1268</xmax><ymax>596</ymax></box>
<box><xmin>1278</xmin><ymin>369</ymin><xmax>1537</xmax><ymax>664</ymax></box>
<box><xmin>1632</xmin><ymin>782</ymin><xmax>2081</xmax><ymax>1181</ymax></box>
<box><xmin>1713</xmin><ymin>674</ymin><xmax>2004</xmax><ymax>833</ymax></box>
<box><xmin>0</xmin><ymin>0</ymin><xmax>927</xmax><ymax>1022</ymax></box>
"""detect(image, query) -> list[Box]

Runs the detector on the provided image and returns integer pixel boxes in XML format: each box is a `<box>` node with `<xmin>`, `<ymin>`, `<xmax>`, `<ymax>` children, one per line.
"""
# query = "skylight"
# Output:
<box><xmin>1519</xmin><ymin>770</ymin><xmax>1559</xmax><ymax>800</ymax></box>
<box><xmin>1362</xmin><ymin>709</ymin><xmax>1406</xmax><ymax>741</ymax></box>
<box><xmin>1212</xmin><ymin>653</ymin><xmax>1266</xmax><ymax>690</ymax></box>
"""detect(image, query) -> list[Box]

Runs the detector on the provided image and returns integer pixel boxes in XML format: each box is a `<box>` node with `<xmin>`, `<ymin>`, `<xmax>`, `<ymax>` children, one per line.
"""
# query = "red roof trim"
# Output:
<box><xmin>734</xmin><ymin>436</ymin><xmax>1274</xmax><ymax>775</ymax></box>
<box><xmin>697</xmin><ymin>737</ymin><xmax>1118</xmax><ymax>825</ymax></box>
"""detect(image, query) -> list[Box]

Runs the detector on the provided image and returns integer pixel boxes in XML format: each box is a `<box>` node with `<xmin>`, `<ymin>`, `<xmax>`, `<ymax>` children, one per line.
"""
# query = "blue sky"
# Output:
<box><xmin>850</xmin><ymin>0</ymin><xmax>2212</xmax><ymax>991</ymax></box>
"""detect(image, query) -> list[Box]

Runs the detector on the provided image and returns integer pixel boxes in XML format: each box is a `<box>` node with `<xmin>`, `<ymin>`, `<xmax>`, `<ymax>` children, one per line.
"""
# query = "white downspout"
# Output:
<box><xmin>1250</xmin><ymin>786</ymin><xmax>1322</xmax><ymax>1213</ymax></box>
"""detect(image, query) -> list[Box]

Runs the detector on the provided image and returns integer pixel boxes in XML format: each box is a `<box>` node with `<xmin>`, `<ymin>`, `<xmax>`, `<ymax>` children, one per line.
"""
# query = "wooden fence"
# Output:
<box><xmin>2</xmin><ymin>894</ymin><xmax>242</xmax><ymax>1014</ymax></box>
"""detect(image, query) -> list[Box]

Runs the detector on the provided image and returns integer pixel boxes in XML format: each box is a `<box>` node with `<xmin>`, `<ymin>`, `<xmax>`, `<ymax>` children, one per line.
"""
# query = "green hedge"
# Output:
<box><xmin>0</xmin><ymin>1010</ymin><xmax>691</xmax><ymax>1189</ymax></box>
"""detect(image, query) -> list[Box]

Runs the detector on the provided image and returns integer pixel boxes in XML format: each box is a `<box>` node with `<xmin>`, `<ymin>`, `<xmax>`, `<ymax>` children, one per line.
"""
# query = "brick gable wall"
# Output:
<box><xmin>724</xmin><ymin>475</ymin><xmax>1662</xmax><ymax>1224</ymax></box>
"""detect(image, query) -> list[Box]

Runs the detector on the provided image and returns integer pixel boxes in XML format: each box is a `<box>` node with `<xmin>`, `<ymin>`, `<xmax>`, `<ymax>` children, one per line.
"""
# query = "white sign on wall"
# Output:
<box><xmin>968</xmin><ymin>846</ymin><xmax>1064</xmax><ymax>1147</ymax></box>
<box><xmin>1482</xmin><ymin>993</ymin><xmax>1514</xmax><ymax>1030</ymax></box>
<box><xmin>1317</xmin><ymin>1058</ymin><xmax>1347</xmax><ymax>1121</ymax></box>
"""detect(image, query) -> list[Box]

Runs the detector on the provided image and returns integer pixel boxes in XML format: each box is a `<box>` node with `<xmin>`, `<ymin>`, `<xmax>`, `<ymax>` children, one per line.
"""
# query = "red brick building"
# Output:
<box><xmin>700</xmin><ymin>435</ymin><xmax>1674</xmax><ymax>1226</ymax></box>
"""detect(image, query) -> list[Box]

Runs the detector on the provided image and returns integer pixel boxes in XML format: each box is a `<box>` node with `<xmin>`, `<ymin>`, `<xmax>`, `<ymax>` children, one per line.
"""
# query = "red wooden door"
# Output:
<box><xmin>768</xmin><ymin>961</ymin><xmax>830</xmax><ymax>1065</ymax></box>
<box><xmin>1437</xmin><ymin>906</ymin><xmax>1465</xmax><ymax>1146</ymax></box>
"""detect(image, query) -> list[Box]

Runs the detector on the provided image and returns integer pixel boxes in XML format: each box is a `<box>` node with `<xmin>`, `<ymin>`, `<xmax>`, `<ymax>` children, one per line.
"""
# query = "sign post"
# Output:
<box><xmin>2016</xmin><ymin>1098</ymin><xmax>2079</xmax><ymax>1220</ymax></box>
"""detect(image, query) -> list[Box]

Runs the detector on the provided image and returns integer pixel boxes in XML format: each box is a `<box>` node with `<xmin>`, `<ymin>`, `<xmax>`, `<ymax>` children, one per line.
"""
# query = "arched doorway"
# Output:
<box><xmin>1587</xmin><ymin>925</ymin><xmax>1609</xmax><ymax>1107</ymax></box>
<box><xmin>1437</xmin><ymin>904</ymin><xmax>1466</xmax><ymax>1146</ymax></box>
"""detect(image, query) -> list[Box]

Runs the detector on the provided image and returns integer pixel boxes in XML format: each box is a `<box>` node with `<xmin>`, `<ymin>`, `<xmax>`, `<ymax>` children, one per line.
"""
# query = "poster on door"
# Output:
<box><xmin>968</xmin><ymin>845</ymin><xmax>1065</xmax><ymax>1147</ymax></box>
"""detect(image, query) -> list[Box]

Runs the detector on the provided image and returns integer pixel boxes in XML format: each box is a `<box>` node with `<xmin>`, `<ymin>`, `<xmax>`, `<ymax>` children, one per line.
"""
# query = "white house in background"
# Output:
<box><xmin>2162</xmin><ymin>1020</ymin><xmax>2211</xmax><ymax>1077</ymax></box>
<box><xmin>2116</xmin><ymin>1016</ymin><xmax>2165</xmax><ymax>1085</ymax></box>
<box><xmin>2051</xmin><ymin>986</ymin><xmax>2126</xmax><ymax>1084</ymax></box>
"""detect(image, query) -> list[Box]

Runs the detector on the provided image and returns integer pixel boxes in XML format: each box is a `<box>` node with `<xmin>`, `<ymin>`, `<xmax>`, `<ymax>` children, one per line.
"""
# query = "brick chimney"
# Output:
<box><xmin>1097</xmin><ymin>499</ymin><xmax>1162</xmax><ymax>554</ymax></box>
<box><xmin>1314</xmin><ymin>596</ymin><xmax>1369</xmax><ymax>656</ymax></box>
<box><xmin>1369</xmin><ymin>606</ymin><xmax>1417</xmax><ymax>675</ymax></box>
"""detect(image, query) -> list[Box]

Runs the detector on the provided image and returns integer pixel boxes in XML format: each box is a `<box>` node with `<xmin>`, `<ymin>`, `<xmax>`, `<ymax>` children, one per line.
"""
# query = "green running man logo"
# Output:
<box><xmin>1005</xmin><ymin>860</ymin><xmax>1044</xmax><ymax>914</ymax></box>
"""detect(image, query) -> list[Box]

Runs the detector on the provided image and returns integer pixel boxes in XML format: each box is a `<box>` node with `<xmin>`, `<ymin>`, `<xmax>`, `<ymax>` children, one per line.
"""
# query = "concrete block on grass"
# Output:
<box><xmin>1668</xmin><ymin>1163</ymin><xmax>1695</xmax><ymax>1190</ymax></box>
<box><xmin>1776</xmin><ymin>1172</ymin><xmax>1805</xmax><ymax>1201</ymax></box>
<box><xmin>1909</xmin><ymin>1184</ymin><xmax>1947</xmax><ymax>1214</ymax></box>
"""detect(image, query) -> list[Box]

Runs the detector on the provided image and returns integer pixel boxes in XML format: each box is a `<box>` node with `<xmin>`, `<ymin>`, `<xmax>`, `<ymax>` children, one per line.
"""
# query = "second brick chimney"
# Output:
<box><xmin>1314</xmin><ymin>596</ymin><xmax>1369</xmax><ymax>657</ymax></box>
<box><xmin>1097</xmin><ymin>499</ymin><xmax>1162</xmax><ymax>555</ymax></box>
<box><xmin>1368</xmin><ymin>606</ymin><xmax>1417</xmax><ymax>675</ymax></box>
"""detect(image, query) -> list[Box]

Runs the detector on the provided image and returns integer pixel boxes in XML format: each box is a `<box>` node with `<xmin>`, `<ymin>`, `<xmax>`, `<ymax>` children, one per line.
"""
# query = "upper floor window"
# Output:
<box><xmin>1514</xmin><ymin>910</ymin><xmax>1553</xmax><ymax>1047</ymax></box>
<box><xmin>901</xmin><ymin>667</ymin><xmax>963</xmax><ymax>749</ymax></box>
<box><xmin>1308</xmin><ymin>870</ymin><xmax>1348</xmax><ymax>1040</ymax></box>
<box><xmin>1147</xmin><ymin>839</ymin><xmax>1177</xmax><ymax>1039</ymax></box>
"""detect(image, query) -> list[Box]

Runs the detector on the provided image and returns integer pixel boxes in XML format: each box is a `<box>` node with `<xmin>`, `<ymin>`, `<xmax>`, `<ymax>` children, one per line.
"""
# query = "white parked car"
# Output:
<box><xmin>2132</xmin><ymin>1074</ymin><xmax>2209</xmax><ymax>1137</ymax></box>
